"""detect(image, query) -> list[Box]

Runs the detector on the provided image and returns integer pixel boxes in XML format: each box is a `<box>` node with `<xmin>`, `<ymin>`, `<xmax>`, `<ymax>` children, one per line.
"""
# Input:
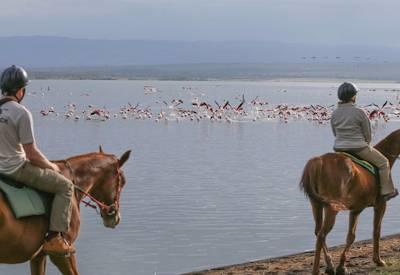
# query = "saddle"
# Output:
<box><xmin>0</xmin><ymin>175</ymin><xmax>52</xmax><ymax>218</ymax></box>
<box><xmin>338</xmin><ymin>152</ymin><xmax>379</xmax><ymax>176</ymax></box>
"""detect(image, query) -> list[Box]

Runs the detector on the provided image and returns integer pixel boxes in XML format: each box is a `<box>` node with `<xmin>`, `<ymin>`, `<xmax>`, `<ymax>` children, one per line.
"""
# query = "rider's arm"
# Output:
<box><xmin>359</xmin><ymin>110</ymin><xmax>371</xmax><ymax>143</ymax></box>
<box><xmin>22</xmin><ymin>143</ymin><xmax>60</xmax><ymax>172</ymax></box>
<box><xmin>17</xmin><ymin>106</ymin><xmax>59</xmax><ymax>172</ymax></box>
<box><xmin>330</xmin><ymin>110</ymin><xmax>337</xmax><ymax>136</ymax></box>
<box><xmin>330</xmin><ymin>119</ymin><xmax>336</xmax><ymax>136</ymax></box>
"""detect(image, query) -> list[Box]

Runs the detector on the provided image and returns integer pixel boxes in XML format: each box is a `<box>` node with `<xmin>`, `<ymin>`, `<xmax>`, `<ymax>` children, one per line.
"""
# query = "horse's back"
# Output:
<box><xmin>319</xmin><ymin>152</ymin><xmax>377</xmax><ymax>187</ymax></box>
<box><xmin>301</xmin><ymin>153</ymin><xmax>353</xmax><ymax>190</ymax></box>
<box><xmin>301</xmin><ymin>152</ymin><xmax>378</xmax><ymax>209</ymax></box>
<box><xmin>0</xmin><ymin>191</ymin><xmax>47</xmax><ymax>263</ymax></box>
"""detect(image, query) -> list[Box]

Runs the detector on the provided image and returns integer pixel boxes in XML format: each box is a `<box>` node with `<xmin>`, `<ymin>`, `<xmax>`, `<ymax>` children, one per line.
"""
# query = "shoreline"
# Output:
<box><xmin>184</xmin><ymin>233</ymin><xmax>400</xmax><ymax>274</ymax></box>
<box><xmin>29</xmin><ymin>77</ymin><xmax>400</xmax><ymax>84</ymax></box>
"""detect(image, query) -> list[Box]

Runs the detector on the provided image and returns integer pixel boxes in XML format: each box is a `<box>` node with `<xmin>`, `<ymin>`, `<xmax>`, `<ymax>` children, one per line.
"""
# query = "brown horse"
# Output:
<box><xmin>300</xmin><ymin>129</ymin><xmax>400</xmax><ymax>275</ymax></box>
<box><xmin>0</xmin><ymin>147</ymin><xmax>131</xmax><ymax>275</ymax></box>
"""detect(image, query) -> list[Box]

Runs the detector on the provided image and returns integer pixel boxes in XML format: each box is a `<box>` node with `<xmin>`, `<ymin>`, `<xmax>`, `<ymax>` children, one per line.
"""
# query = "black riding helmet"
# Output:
<box><xmin>0</xmin><ymin>65</ymin><xmax>29</xmax><ymax>96</ymax></box>
<box><xmin>337</xmin><ymin>82</ymin><xmax>359</xmax><ymax>102</ymax></box>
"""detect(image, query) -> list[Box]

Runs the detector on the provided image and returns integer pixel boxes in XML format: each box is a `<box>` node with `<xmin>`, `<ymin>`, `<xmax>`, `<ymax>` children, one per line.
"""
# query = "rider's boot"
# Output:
<box><xmin>43</xmin><ymin>232</ymin><xmax>75</xmax><ymax>256</ymax></box>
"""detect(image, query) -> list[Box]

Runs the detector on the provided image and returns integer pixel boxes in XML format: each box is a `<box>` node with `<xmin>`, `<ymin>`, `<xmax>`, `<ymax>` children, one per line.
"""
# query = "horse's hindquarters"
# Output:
<box><xmin>0</xmin><ymin>192</ymin><xmax>48</xmax><ymax>263</ymax></box>
<box><xmin>301</xmin><ymin>153</ymin><xmax>379</xmax><ymax>209</ymax></box>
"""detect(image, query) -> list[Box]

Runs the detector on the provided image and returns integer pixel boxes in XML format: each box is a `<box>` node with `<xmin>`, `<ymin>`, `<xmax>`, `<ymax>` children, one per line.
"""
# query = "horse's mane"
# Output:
<box><xmin>375</xmin><ymin>129</ymin><xmax>400</xmax><ymax>153</ymax></box>
<box><xmin>53</xmin><ymin>152</ymin><xmax>117</xmax><ymax>163</ymax></box>
<box><xmin>376</xmin><ymin>129</ymin><xmax>400</xmax><ymax>145</ymax></box>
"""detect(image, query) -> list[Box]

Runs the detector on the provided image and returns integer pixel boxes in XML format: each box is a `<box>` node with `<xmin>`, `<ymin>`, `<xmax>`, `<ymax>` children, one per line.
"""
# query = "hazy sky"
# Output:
<box><xmin>1</xmin><ymin>0</ymin><xmax>399</xmax><ymax>45</ymax></box>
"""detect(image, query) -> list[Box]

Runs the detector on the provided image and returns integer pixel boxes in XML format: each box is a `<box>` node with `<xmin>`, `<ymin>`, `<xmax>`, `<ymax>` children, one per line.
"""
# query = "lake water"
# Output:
<box><xmin>1</xmin><ymin>80</ymin><xmax>400</xmax><ymax>275</ymax></box>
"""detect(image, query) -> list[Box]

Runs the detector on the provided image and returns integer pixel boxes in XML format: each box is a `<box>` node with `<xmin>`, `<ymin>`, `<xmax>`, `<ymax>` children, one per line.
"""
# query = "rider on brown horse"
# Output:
<box><xmin>0</xmin><ymin>65</ymin><xmax>75</xmax><ymax>255</ymax></box>
<box><xmin>331</xmin><ymin>82</ymin><xmax>398</xmax><ymax>201</ymax></box>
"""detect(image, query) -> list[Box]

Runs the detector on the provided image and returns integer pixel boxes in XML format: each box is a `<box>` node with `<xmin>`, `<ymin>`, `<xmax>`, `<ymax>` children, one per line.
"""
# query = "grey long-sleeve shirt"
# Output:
<box><xmin>0</xmin><ymin>100</ymin><xmax>35</xmax><ymax>174</ymax></box>
<box><xmin>330</xmin><ymin>102</ymin><xmax>371</xmax><ymax>150</ymax></box>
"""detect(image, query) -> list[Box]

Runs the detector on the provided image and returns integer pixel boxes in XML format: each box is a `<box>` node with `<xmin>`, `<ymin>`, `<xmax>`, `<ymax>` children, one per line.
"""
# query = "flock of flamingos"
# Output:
<box><xmin>35</xmin><ymin>86</ymin><xmax>400</xmax><ymax>124</ymax></box>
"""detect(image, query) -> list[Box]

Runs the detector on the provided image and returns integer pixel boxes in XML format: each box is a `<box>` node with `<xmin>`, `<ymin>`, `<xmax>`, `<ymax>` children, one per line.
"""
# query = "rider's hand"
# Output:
<box><xmin>51</xmin><ymin>163</ymin><xmax>61</xmax><ymax>173</ymax></box>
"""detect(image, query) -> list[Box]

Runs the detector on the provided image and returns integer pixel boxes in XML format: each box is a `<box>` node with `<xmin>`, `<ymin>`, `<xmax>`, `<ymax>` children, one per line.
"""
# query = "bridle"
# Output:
<box><xmin>63</xmin><ymin>159</ymin><xmax>122</xmax><ymax>217</ymax></box>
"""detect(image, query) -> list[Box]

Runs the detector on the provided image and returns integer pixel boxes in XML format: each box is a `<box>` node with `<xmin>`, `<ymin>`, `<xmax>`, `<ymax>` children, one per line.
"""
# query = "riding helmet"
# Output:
<box><xmin>337</xmin><ymin>82</ymin><xmax>359</xmax><ymax>102</ymax></box>
<box><xmin>0</xmin><ymin>65</ymin><xmax>29</xmax><ymax>95</ymax></box>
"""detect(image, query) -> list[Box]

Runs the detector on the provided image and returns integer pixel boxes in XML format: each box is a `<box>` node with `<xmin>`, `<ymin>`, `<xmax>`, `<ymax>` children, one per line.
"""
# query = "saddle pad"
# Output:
<box><xmin>339</xmin><ymin>152</ymin><xmax>378</xmax><ymax>176</ymax></box>
<box><xmin>0</xmin><ymin>176</ymin><xmax>52</xmax><ymax>218</ymax></box>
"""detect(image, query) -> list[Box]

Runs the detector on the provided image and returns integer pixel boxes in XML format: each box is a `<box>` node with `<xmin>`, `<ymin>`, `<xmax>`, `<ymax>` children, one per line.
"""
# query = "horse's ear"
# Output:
<box><xmin>118</xmin><ymin>150</ymin><xmax>131</xmax><ymax>167</ymax></box>
<box><xmin>99</xmin><ymin>145</ymin><xmax>104</xmax><ymax>153</ymax></box>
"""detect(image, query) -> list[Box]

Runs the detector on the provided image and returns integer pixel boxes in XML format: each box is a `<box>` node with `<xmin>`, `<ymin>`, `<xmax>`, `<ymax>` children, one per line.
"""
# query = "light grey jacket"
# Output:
<box><xmin>330</xmin><ymin>102</ymin><xmax>371</xmax><ymax>150</ymax></box>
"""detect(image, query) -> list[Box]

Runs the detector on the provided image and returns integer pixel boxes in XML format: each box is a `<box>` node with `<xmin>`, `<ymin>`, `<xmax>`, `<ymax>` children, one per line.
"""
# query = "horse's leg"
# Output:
<box><xmin>336</xmin><ymin>209</ymin><xmax>362</xmax><ymax>275</ymax></box>
<box><xmin>30</xmin><ymin>252</ymin><xmax>47</xmax><ymax>275</ymax></box>
<box><xmin>373</xmin><ymin>203</ymin><xmax>387</xmax><ymax>266</ymax></box>
<box><xmin>49</xmin><ymin>254</ymin><xmax>79</xmax><ymax>275</ymax></box>
<box><xmin>313</xmin><ymin>207</ymin><xmax>337</xmax><ymax>275</ymax></box>
<box><xmin>312</xmin><ymin>202</ymin><xmax>334</xmax><ymax>274</ymax></box>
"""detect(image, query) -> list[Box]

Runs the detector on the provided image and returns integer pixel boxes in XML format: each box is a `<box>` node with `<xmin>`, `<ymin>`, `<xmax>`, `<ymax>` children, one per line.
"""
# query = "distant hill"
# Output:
<box><xmin>1</xmin><ymin>36</ymin><xmax>400</xmax><ymax>81</ymax></box>
<box><xmin>1</xmin><ymin>36</ymin><xmax>400</xmax><ymax>68</ymax></box>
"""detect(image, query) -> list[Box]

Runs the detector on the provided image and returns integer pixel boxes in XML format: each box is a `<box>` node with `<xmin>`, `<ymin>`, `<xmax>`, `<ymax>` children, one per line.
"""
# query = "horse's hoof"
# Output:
<box><xmin>374</xmin><ymin>259</ymin><xmax>386</xmax><ymax>267</ymax></box>
<box><xmin>325</xmin><ymin>266</ymin><xmax>336</xmax><ymax>275</ymax></box>
<box><xmin>336</xmin><ymin>266</ymin><xmax>347</xmax><ymax>275</ymax></box>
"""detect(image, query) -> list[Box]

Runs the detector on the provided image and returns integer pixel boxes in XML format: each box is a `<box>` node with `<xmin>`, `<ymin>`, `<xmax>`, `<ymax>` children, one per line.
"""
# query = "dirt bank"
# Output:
<box><xmin>184</xmin><ymin>234</ymin><xmax>400</xmax><ymax>274</ymax></box>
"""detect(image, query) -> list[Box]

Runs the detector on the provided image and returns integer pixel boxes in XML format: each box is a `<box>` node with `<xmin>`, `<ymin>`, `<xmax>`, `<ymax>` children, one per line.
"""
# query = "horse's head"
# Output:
<box><xmin>84</xmin><ymin>147</ymin><xmax>131</xmax><ymax>228</ymax></box>
<box><xmin>71</xmin><ymin>147</ymin><xmax>131</xmax><ymax>228</ymax></box>
<box><xmin>375</xmin><ymin>129</ymin><xmax>400</xmax><ymax>166</ymax></box>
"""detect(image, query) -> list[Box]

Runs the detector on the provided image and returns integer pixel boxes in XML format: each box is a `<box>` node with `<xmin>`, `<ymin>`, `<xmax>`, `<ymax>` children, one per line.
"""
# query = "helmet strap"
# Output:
<box><xmin>19</xmin><ymin>88</ymin><xmax>26</xmax><ymax>103</ymax></box>
<box><xmin>12</xmin><ymin>95</ymin><xmax>19</xmax><ymax>103</ymax></box>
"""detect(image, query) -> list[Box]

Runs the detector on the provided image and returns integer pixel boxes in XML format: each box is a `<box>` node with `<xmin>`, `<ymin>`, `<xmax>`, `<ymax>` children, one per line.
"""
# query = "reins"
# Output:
<box><xmin>63</xmin><ymin>159</ymin><xmax>121</xmax><ymax>216</ymax></box>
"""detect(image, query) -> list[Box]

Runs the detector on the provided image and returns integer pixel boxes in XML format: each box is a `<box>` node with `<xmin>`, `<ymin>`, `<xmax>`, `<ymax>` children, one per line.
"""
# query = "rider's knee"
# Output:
<box><xmin>57</xmin><ymin>178</ymin><xmax>74</xmax><ymax>196</ymax></box>
<box><xmin>379</xmin><ymin>159</ymin><xmax>390</xmax><ymax>169</ymax></box>
<box><xmin>377</xmin><ymin>158</ymin><xmax>390</xmax><ymax>169</ymax></box>
<box><xmin>65</xmin><ymin>180</ymin><xmax>74</xmax><ymax>196</ymax></box>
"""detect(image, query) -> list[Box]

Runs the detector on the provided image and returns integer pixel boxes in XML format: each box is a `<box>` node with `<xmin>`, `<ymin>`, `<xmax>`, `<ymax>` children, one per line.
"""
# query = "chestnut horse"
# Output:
<box><xmin>300</xmin><ymin>129</ymin><xmax>400</xmax><ymax>275</ymax></box>
<box><xmin>0</xmin><ymin>147</ymin><xmax>131</xmax><ymax>275</ymax></box>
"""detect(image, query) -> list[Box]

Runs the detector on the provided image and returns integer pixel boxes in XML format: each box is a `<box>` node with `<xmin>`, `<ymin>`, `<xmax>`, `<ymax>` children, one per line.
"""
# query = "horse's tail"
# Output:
<box><xmin>299</xmin><ymin>157</ymin><xmax>329</xmax><ymax>206</ymax></box>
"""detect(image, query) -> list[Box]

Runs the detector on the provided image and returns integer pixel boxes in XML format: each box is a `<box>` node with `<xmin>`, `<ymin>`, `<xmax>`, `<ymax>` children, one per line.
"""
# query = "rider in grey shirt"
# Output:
<box><xmin>331</xmin><ymin>82</ymin><xmax>398</xmax><ymax>201</ymax></box>
<box><xmin>0</xmin><ymin>65</ymin><xmax>75</xmax><ymax>255</ymax></box>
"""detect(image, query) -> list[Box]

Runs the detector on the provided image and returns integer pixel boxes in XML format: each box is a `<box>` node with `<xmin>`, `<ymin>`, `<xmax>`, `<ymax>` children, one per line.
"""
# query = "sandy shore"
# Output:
<box><xmin>184</xmin><ymin>234</ymin><xmax>400</xmax><ymax>274</ymax></box>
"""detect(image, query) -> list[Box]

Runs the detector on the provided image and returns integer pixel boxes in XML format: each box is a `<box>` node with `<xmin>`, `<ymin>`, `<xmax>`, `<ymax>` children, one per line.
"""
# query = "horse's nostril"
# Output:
<box><xmin>105</xmin><ymin>205</ymin><xmax>117</xmax><ymax>216</ymax></box>
<box><xmin>108</xmin><ymin>210</ymin><xmax>116</xmax><ymax>216</ymax></box>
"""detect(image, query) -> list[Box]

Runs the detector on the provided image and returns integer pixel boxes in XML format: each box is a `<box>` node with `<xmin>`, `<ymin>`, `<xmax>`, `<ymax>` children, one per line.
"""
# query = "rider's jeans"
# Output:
<box><xmin>357</xmin><ymin>146</ymin><xmax>395</xmax><ymax>195</ymax></box>
<box><xmin>8</xmin><ymin>161</ymin><xmax>74</xmax><ymax>232</ymax></box>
